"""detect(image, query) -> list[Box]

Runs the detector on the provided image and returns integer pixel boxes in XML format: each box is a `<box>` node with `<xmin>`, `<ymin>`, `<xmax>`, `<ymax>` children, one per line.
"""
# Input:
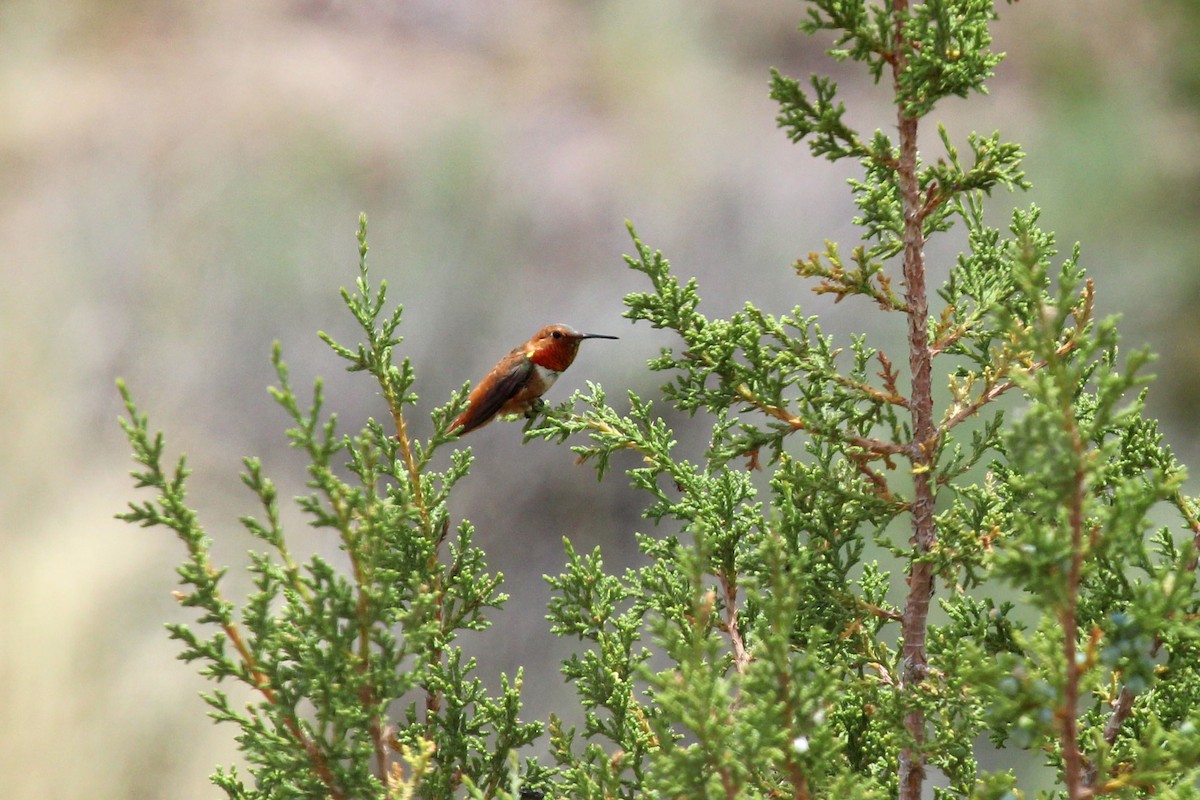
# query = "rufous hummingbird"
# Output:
<box><xmin>450</xmin><ymin>324</ymin><xmax>618</xmax><ymax>435</ymax></box>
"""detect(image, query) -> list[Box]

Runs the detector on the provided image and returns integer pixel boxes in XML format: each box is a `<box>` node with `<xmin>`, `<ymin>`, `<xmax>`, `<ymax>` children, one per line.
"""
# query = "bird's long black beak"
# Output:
<box><xmin>578</xmin><ymin>333</ymin><xmax>619</xmax><ymax>340</ymax></box>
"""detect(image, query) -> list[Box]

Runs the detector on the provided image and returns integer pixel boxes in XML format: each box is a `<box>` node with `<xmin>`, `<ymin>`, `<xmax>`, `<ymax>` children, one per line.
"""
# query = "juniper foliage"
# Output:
<box><xmin>119</xmin><ymin>2</ymin><xmax>1200</xmax><ymax>798</ymax></box>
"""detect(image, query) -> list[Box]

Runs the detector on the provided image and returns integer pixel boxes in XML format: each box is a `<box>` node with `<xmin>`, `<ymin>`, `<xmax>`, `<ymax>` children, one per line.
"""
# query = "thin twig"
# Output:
<box><xmin>831</xmin><ymin>372</ymin><xmax>909</xmax><ymax>408</ymax></box>
<box><xmin>858</xmin><ymin>598</ymin><xmax>903</xmax><ymax>623</ymax></box>
<box><xmin>1176</xmin><ymin>491</ymin><xmax>1200</xmax><ymax>571</ymax></box>
<box><xmin>718</xmin><ymin>571</ymin><xmax>751</xmax><ymax>677</ymax></box>
<box><xmin>383</xmin><ymin>381</ymin><xmax>447</xmax><ymax>734</ymax></box>
<box><xmin>391</xmin><ymin>404</ymin><xmax>431</xmax><ymax>532</ymax></box>
<box><xmin>735</xmin><ymin>384</ymin><xmax>807</xmax><ymax>430</ymax></box>
<box><xmin>845</xmin><ymin>449</ymin><xmax>902</xmax><ymax>505</ymax></box>
<box><xmin>844</xmin><ymin>434</ymin><xmax>909</xmax><ymax>457</ymax></box>
<box><xmin>935</xmin><ymin>339</ymin><xmax>1080</xmax><ymax>440</ymax></box>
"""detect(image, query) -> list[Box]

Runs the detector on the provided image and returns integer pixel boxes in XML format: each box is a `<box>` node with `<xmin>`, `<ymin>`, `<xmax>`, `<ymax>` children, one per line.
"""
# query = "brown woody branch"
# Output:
<box><xmin>1059</xmin><ymin>420</ymin><xmax>1088</xmax><ymax>799</ymax></box>
<box><xmin>886</xmin><ymin>2</ymin><xmax>940</xmax><ymax>796</ymax></box>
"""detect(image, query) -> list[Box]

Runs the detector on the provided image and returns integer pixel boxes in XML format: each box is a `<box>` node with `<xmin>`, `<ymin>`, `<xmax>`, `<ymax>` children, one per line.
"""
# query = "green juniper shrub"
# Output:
<box><xmin>119</xmin><ymin>2</ymin><xmax>1200</xmax><ymax>798</ymax></box>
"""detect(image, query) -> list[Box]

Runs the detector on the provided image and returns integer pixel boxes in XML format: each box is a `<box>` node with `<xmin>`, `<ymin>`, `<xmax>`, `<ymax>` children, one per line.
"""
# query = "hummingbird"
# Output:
<box><xmin>450</xmin><ymin>324</ymin><xmax>618</xmax><ymax>435</ymax></box>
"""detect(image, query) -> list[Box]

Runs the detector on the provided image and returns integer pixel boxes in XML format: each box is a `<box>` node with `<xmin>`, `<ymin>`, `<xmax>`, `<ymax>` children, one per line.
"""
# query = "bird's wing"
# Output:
<box><xmin>453</xmin><ymin>356</ymin><xmax>534</xmax><ymax>434</ymax></box>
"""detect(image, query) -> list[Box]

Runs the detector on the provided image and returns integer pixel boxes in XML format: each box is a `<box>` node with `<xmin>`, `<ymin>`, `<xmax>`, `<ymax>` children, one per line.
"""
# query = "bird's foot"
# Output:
<box><xmin>524</xmin><ymin>398</ymin><xmax>546</xmax><ymax>419</ymax></box>
<box><xmin>521</xmin><ymin>400</ymin><xmax>547</xmax><ymax>435</ymax></box>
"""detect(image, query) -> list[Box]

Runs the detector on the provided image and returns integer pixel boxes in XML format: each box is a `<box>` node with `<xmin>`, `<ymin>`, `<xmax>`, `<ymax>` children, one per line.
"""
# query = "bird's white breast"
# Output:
<box><xmin>533</xmin><ymin>363</ymin><xmax>561</xmax><ymax>389</ymax></box>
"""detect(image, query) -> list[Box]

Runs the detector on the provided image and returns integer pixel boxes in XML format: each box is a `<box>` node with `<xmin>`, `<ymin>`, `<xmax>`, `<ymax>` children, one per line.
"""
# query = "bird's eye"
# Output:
<box><xmin>551</xmin><ymin>330</ymin><xmax>562</xmax><ymax>339</ymax></box>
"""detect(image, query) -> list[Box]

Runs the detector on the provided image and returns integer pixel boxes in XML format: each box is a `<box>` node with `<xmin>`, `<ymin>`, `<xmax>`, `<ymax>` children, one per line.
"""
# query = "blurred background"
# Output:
<box><xmin>2</xmin><ymin>1</ymin><xmax>1197</xmax><ymax>797</ymax></box>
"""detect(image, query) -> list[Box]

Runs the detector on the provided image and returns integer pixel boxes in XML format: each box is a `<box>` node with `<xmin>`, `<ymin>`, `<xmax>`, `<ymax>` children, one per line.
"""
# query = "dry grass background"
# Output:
<box><xmin>1</xmin><ymin>1</ymin><xmax>1196</xmax><ymax>797</ymax></box>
